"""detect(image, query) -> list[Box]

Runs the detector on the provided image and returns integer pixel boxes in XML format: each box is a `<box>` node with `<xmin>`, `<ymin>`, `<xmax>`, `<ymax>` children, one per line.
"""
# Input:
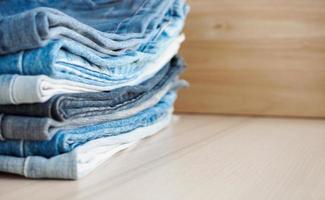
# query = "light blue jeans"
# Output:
<box><xmin>0</xmin><ymin>34</ymin><xmax>184</xmax><ymax>105</ymax></box>
<box><xmin>0</xmin><ymin>56</ymin><xmax>186</xmax><ymax>141</ymax></box>
<box><xmin>0</xmin><ymin>8</ymin><xmax>186</xmax><ymax>86</ymax></box>
<box><xmin>0</xmin><ymin>92</ymin><xmax>177</xmax><ymax>158</ymax></box>
<box><xmin>0</xmin><ymin>113</ymin><xmax>172</xmax><ymax>180</ymax></box>
<box><xmin>0</xmin><ymin>0</ymin><xmax>186</xmax><ymax>54</ymax></box>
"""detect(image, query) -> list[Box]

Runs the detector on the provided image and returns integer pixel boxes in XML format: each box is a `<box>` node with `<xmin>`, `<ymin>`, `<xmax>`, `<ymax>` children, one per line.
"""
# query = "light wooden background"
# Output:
<box><xmin>175</xmin><ymin>0</ymin><xmax>325</xmax><ymax>118</ymax></box>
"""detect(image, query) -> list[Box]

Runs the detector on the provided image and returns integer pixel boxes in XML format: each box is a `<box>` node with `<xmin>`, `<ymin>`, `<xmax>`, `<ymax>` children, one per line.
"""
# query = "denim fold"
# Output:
<box><xmin>0</xmin><ymin>0</ymin><xmax>190</xmax><ymax>181</ymax></box>
<box><xmin>0</xmin><ymin>82</ymin><xmax>178</xmax><ymax>141</ymax></box>
<box><xmin>0</xmin><ymin>81</ymin><xmax>187</xmax><ymax>141</ymax></box>
<box><xmin>0</xmin><ymin>35</ymin><xmax>184</xmax><ymax>105</ymax></box>
<box><xmin>0</xmin><ymin>114</ymin><xmax>172</xmax><ymax>180</ymax></box>
<box><xmin>0</xmin><ymin>55</ymin><xmax>185</xmax><ymax>121</ymax></box>
<box><xmin>0</xmin><ymin>92</ymin><xmax>176</xmax><ymax>158</ymax></box>
<box><xmin>0</xmin><ymin>24</ymin><xmax>185</xmax><ymax>86</ymax></box>
<box><xmin>0</xmin><ymin>0</ymin><xmax>187</xmax><ymax>54</ymax></box>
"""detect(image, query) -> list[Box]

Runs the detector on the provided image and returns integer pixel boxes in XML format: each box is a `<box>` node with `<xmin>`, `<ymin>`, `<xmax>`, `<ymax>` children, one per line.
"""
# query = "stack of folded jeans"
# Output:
<box><xmin>0</xmin><ymin>0</ymin><xmax>189</xmax><ymax>179</ymax></box>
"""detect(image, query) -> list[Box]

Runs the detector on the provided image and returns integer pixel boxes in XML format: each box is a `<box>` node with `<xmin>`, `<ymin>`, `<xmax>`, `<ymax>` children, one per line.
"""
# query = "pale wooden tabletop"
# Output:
<box><xmin>1</xmin><ymin>114</ymin><xmax>325</xmax><ymax>200</ymax></box>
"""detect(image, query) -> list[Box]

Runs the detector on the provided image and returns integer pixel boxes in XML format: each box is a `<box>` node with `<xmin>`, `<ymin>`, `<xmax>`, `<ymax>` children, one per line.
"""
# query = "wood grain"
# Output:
<box><xmin>175</xmin><ymin>0</ymin><xmax>325</xmax><ymax>117</ymax></box>
<box><xmin>1</xmin><ymin>114</ymin><xmax>325</xmax><ymax>200</ymax></box>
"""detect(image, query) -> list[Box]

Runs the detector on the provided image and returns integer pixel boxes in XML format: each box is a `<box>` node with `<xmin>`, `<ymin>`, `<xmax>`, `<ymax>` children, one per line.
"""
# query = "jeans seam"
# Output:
<box><xmin>23</xmin><ymin>156</ymin><xmax>31</xmax><ymax>177</ymax></box>
<box><xmin>113</xmin><ymin>0</ymin><xmax>149</xmax><ymax>34</ymax></box>
<box><xmin>61</xmin><ymin>67</ymin><xmax>176</xmax><ymax>118</ymax></box>
<box><xmin>9</xmin><ymin>75</ymin><xmax>18</xmax><ymax>104</ymax></box>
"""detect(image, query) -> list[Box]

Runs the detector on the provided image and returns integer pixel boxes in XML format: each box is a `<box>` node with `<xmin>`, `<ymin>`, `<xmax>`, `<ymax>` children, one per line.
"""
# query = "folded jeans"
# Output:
<box><xmin>0</xmin><ymin>92</ymin><xmax>176</xmax><ymax>158</ymax></box>
<box><xmin>0</xmin><ymin>55</ymin><xmax>185</xmax><ymax>120</ymax></box>
<box><xmin>0</xmin><ymin>35</ymin><xmax>184</xmax><ymax>105</ymax></box>
<box><xmin>0</xmin><ymin>18</ymin><xmax>185</xmax><ymax>87</ymax></box>
<box><xmin>0</xmin><ymin>0</ymin><xmax>188</xmax><ymax>54</ymax></box>
<box><xmin>0</xmin><ymin>113</ymin><xmax>172</xmax><ymax>180</ymax></box>
<box><xmin>0</xmin><ymin>80</ymin><xmax>187</xmax><ymax>141</ymax></box>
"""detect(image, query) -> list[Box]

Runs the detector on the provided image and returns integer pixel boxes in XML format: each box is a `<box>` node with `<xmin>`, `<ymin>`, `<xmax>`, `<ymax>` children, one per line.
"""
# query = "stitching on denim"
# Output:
<box><xmin>113</xmin><ymin>0</ymin><xmax>149</xmax><ymax>34</ymax></box>
<box><xmin>66</xmin><ymin>110</ymin><xmax>167</xmax><ymax>151</ymax></box>
<box><xmin>68</xmin><ymin>68</ymin><xmax>177</xmax><ymax>118</ymax></box>
<box><xmin>54</xmin><ymin>22</ymin><xmax>176</xmax><ymax>82</ymax></box>
<box><xmin>80</xmin><ymin>88</ymin><xmax>169</xmax><ymax>122</ymax></box>
<box><xmin>58</xmin><ymin>58</ymin><xmax>178</xmax><ymax>113</ymax></box>
<box><xmin>60</xmin><ymin>58</ymin><xmax>181</xmax><ymax>117</ymax></box>
<box><xmin>75</xmin><ymin>60</ymin><xmax>174</xmax><ymax>109</ymax></box>
<box><xmin>9</xmin><ymin>75</ymin><xmax>18</xmax><ymax>105</ymax></box>
<box><xmin>63</xmin><ymin>68</ymin><xmax>168</xmax><ymax>111</ymax></box>
<box><xmin>152</xmin><ymin>20</ymin><xmax>171</xmax><ymax>42</ymax></box>
<box><xmin>141</xmin><ymin>20</ymin><xmax>171</xmax><ymax>52</ymax></box>
<box><xmin>54</xmin><ymin>64</ymin><xmax>137</xmax><ymax>83</ymax></box>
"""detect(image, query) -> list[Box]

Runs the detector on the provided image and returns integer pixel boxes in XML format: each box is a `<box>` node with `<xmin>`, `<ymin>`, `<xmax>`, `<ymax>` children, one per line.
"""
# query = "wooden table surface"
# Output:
<box><xmin>1</xmin><ymin>114</ymin><xmax>325</xmax><ymax>200</ymax></box>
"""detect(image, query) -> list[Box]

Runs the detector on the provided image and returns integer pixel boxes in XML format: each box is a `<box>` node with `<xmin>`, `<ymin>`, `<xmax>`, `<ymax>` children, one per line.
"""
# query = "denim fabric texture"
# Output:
<box><xmin>0</xmin><ymin>0</ymin><xmax>189</xmax><ymax>180</ymax></box>
<box><xmin>0</xmin><ymin>81</ymin><xmax>186</xmax><ymax>141</ymax></box>
<box><xmin>0</xmin><ymin>92</ymin><xmax>176</xmax><ymax>158</ymax></box>
<box><xmin>0</xmin><ymin>83</ymin><xmax>169</xmax><ymax>141</ymax></box>
<box><xmin>0</xmin><ymin>56</ymin><xmax>187</xmax><ymax>141</ymax></box>
<box><xmin>0</xmin><ymin>20</ymin><xmax>185</xmax><ymax>86</ymax></box>
<box><xmin>0</xmin><ymin>0</ymin><xmax>187</xmax><ymax>54</ymax></box>
<box><xmin>0</xmin><ymin>35</ymin><xmax>184</xmax><ymax>105</ymax></box>
<box><xmin>0</xmin><ymin>114</ymin><xmax>172</xmax><ymax>179</ymax></box>
<box><xmin>0</xmin><ymin>55</ymin><xmax>185</xmax><ymax>120</ymax></box>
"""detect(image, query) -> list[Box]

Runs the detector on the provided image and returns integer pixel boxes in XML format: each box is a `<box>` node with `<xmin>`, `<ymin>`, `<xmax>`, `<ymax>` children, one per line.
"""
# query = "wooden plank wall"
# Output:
<box><xmin>175</xmin><ymin>0</ymin><xmax>325</xmax><ymax>118</ymax></box>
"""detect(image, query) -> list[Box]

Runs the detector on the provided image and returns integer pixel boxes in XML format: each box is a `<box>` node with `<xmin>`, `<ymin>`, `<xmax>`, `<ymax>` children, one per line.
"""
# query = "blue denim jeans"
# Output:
<box><xmin>0</xmin><ymin>56</ymin><xmax>187</xmax><ymax>141</ymax></box>
<box><xmin>0</xmin><ymin>34</ymin><xmax>184</xmax><ymax>105</ymax></box>
<box><xmin>0</xmin><ymin>12</ymin><xmax>186</xmax><ymax>86</ymax></box>
<box><xmin>0</xmin><ymin>92</ymin><xmax>176</xmax><ymax>158</ymax></box>
<box><xmin>0</xmin><ymin>55</ymin><xmax>184</xmax><ymax>120</ymax></box>
<box><xmin>0</xmin><ymin>114</ymin><xmax>172</xmax><ymax>180</ymax></box>
<box><xmin>0</xmin><ymin>0</ymin><xmax>187</xmax><ymax>55</ymax></box>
